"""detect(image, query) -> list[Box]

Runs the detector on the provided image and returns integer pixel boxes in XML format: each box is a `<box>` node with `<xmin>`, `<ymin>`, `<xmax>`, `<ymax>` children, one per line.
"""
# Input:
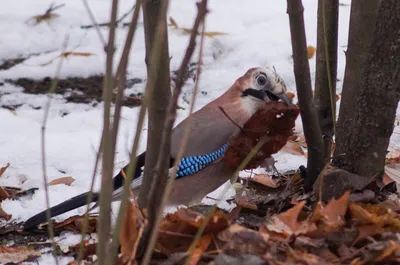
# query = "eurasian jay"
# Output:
<box><xmin>23</xmin><ymin>67</ymin><xmax>290</xmax><ymax>230</ymax></box>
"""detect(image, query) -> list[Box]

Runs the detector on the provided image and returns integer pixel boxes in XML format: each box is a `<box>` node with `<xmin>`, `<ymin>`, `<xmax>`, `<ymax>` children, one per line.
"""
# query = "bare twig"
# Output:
<box><xmin>81</xmin><ymin>5</ymin><xmax>135</xmax><ymax>29</ymax></box>
<box><xmin>45</xmin><ymin>3</ymin><xmax>65</xmax><ymax>14</ymax></box>
<box><xmin>82</xmin><ymin>0</ymin><xmax>107</xmax><ymax>47</ymax></box>
<box><xmin>41</xmin><ymin>34</ymin><xmax>69</xmax><ymax>265</ymax></box>
<box><xmin>76</xmin><ymin>138</ymin><xmax>103</xmax><ymax>265</ymax></box>
<box><xmin>112</xmin><ymin>1</ymin><xmax>142</xmax><ymax>150</ymax></box>
<box><xmin>314</xmin><ymin>0</ymin><xmax>338</xmax><ymax>159</ymax></box>
<box><xmin>106</xmin><ymin>3</ymin><xmax>144</xmax><ymax>261</ymax></box>
<box><xmin>218</xmin><ymin>106</ymin><xmax>243</xmax><ymax>131</ymax></box>
<box><xmin>286</xmin><ymin>0</ymin><xmax>324</xmax><ymax>190</ymax></box>
<box><xmin>96</xmin><ymin>0</ymin><xmax>119</xmax><ymax>263</ymax></box>
<box><xmin>141</xmin><ymin>1</ymin><xmax>209</xmax><ymax>264</ymax></box>
<box><xmin>26</xmin><ymin>2</ymin><xmax>65</xmax><ymax>25</ymax></box>
<box><xmin>106</xmin><ymin>91</ymin><xmax>148</xmax><ymax>265</ymax></box>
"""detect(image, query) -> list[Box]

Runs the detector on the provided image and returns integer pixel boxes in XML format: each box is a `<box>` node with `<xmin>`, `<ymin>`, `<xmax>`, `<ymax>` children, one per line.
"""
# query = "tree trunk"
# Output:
<box><xmin>286</xmin><ymin>0</ymin><xmax>325</xmax><ymax>190</ymax></box>
<box><xmin>314</xmin><ymin>0</ymin><xmax>338</xmax><ymax>160</ymax></box>
<box><xmin>333</xmin><ymin>0</ymin><xmax>400</xmax><ymax>178</ymax></box>
<box><xmin>139</xmin><ymin>0</ymin><xmax>171</xmax><ymax>208</ymax></box>
<box><xmin>332</xmin><ymin>0</ymin><xmax>381</xmax><ymax>169</ymax></box>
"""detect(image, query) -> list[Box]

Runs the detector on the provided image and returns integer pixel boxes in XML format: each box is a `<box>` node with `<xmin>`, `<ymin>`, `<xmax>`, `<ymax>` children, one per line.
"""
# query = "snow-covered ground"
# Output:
<box><xmin>1</xmin><ymin>0</ymin><xmax>385</xmax><ymax>263</ymax></box>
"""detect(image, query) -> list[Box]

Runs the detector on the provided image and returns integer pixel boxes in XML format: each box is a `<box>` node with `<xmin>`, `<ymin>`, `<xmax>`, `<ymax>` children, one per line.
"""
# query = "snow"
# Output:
<box><xmin>0</xmin><ymin>0</ymin><xmax>359</xmax><ymax>263</ymax></box>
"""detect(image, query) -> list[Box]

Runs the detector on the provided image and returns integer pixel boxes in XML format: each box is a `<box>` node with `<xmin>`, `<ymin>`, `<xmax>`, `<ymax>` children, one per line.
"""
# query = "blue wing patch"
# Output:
<box><xmin>176</xmin><ymin>144</ymin><xmax>228</xmax><ymax>178</ymax></box>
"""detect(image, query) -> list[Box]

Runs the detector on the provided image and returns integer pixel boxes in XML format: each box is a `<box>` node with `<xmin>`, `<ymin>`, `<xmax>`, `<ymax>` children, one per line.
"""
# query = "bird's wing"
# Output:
<box><xmin>170</xmin><ymin>103</ymin><xmax>241</xmax><ymax>158</ymax></box>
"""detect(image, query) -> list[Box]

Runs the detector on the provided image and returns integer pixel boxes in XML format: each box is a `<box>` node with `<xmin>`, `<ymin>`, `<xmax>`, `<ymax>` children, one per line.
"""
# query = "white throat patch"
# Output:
<box><xmin>241</xmin><ymin>96</ymin><xmax>265</xmax><ymax>116</ymax></box>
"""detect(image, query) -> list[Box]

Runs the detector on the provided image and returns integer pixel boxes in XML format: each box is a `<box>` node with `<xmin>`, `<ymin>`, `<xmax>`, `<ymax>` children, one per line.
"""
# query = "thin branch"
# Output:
<box><xmin>41</xmin><ymin>34</ymin><xmax>69</xmax><ymax>265</ymax></box>
<box><xmin>106</xmin><ymin>91</ymin><xmax>148</xmax><ymax>265</ymax></box>
<box><xmin>80</xmin><ymin>5</ymin><xmax>135</xmax><ymax>29</ymax></box>
<box><xmin>321</xmin><ymin>0</ymin><xmax>337</xmax><ymax>135</ymax></box>
<box><xmin>76</xmin><ymin>138</ymin><xmax>103</xmax><ymax>265</ymax></box>
<box><xmin>286</xmin><ymin>0</ymin><xmax>324</xmax><ymax>190</ymax></box>
<box><xmin>96</xmin><ymin>0</ymin><xmax>119</xmax><ymax>263</ymax></box>
<box><xmin>82</xmin><ymin>0</ymin><xmax>107</xmax><ymax>48</ymax></box>
<box><xmin>45</xmin><ymin>3</ymin><xmax>65</xmax><ymax>14</ymax></box>
<box><xmin>314</xmin><ymin>0</ymin><xmax>339</xmax><ymax>160</ymax></box>
<box><xmin>106</xmin><ymin>1</ymin><xmax>144</xmax><ymax>263</ymax></box>
<box><xmin>112</xmin><ymin>1</ymin><xmax>142</xmax><ymax>150</ymax></box>
<box><xmin>141</xmin><ymin>1</ymin><xmax>209</xmax><ymax>264</ymax></box>
<box><xmin>218</xmin><ymin>106</ymin><xmax>243</xmax><ymax>131</ymax></box>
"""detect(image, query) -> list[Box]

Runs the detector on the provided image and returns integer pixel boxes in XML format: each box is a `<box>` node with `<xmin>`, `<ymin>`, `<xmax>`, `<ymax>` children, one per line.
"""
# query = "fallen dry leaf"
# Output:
<box><xmin>68</xmin><ymin>241</ymin><xmax>97</xmax><ymax>262</ymax></box>
<box><xmin>0</xmin><ymin>187</ymin><xmax>10</xmax><ymax>201</ymax></box>
<box><xmin>281</xmin><ymin>140</ymin><xmax>305</xmax><ymax>156</ymax></box>
<box><xmin>164</xmin><ymin>207</ymin><xmax>229</xmax><ymax>234</ymax></box>
<box><xmin>169</xmin><ymin>16</ymin><xmax>179</xmax><ymax>28</ymax></box>
<box><xmin>350</xmin><ymin>241</ymin><xmax>399</xmax><ymax>265</ymax></box>
<box><xmin>386</xmin><ymin>149</ymin><xmax>400</xmax><ymax>164</ymax></box>
<box><xmin>157</xmin><ymin>208</ymin><xmax>229</xmax><ymax>254</ymax></box>
<box><xmin>349</xmin><ymin>202</ymin><xmax>400</xmax><ymax>230</ymax></box>
<box><xmin>219</xmin><ymin>224</ymin><xmax>269</xmax><ymax>242</ymax></box>
<box><xmin>0</xmin><ymin>245</ymin><xmax>40</xmax><ymax>264</ymax></box>
<box><xmin>234</xmin><ymin>196</ymin><xmax>258</xmax><ymax>210</ymax></box>
<box><xmin>120</xmin><ymin>201</ymin><xmax>139</xmax><ymax>262</ymax></box>
<box><xmin>318</xmin><ymin>248</ymin><xmax>341</xmax><ymax>265</ymax></box>
<box><xmin>40</xmin><ymin>52</ymin><xmax>96</xmax><ymax>66</ymax></box>
<box><xmin>286</xmin><ymin>92</ymin><xmax>296</xmax><ymax>102</ymax></box>
<box><xmin>218</xmin><ymin>224</ymin><xmax>247</xmax><ymax>242</ymax></box>
<box><xmin>307</xmin><ymin>46</ymin><xmax>316</xmax><ymax>59</ymax></box>
<box><xmin>169</xmin><ymin>16</ymin><xmax>228</xmax><ymax>37</ymax></box>
<box><xmin>375</xmin><ymin>240</ymin><xmax>398</xmax><ymax>262</ymax></box>
<box><xmin>312</xmin><ymin>191</ymin><xmax>350</xmax><ymax>232</ymax></box>
<box><xmin>298</xmin><ymin>135</ymin><xmax>307</xmax><ymax>148</ymax></box>
<box><xmin>52</xmin><ymin>215</ymin><xmax>98</xmax><ymax>233</ymax></box>
<box><xmin>48</xmin><ymin>176</ymin><xmax>76</xmax><ymax>186</ymax></box>
<box><xmin>250</xmin><ymin>174</ymin><xmax>279</xmax><ymax>188</ymax></box>
<box><xmin>61</xmin><ymin>52</ymin><xmax>95</xmax><ymax>58</ymax></box>
<box><xmin>352</xmin><ymin>224</ymin><xmax>385</xmax><ymax>246</ymax></box>
<box><xmin>264</xmin><ymin>201</ymin><xmax>316</xmax><ymax>237</ymax></box>
<box><xmin>349</xmin><ymin>203</ymin><xmax>379</xmax><ymax>225</ymax></box>
<box><xmin>1</xmin><ymin>186</ymin><xmax>37</xmax><ymax>200</ymax></box>
<box><xmin>0</xmin><ymin>203</ymin><xmax>12</xmax><ymax>221</ymax></box>
<box><xmin>28</xmin><ymin>13</ymin><xmax>59</xmax><ymax>25</ymax></box>
<box><xmin>223</xmin><ymin>227</ymin><xmax>270</xmax><ymax>256</ymax></box>
<box><xmin>187</xmin><ymin>235</ymin><xmax>212</xmax><ymax>265</ymax></box>
<box><xmin>67</xmin><ymin>261</ymin><xmax>92</xmax><ymax>265</ymax></box>
<box><xmin>287</xmin><ymin>249</ymin><xmax>333</xmax><ymax>265</ymax></box>
<box><xmin>0</xmin><ymin>163</ymin><xmax>10</xmax><ymax>177</ymax></box>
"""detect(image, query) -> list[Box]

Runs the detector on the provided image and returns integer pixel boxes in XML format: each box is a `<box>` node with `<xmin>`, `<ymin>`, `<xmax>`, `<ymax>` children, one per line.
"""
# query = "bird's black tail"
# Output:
<box><xmin>23</xmin><ymin>192</ymin><xmax>100</xmax><ymax>230</ymax></box>
<box><xmin>23</xmin><ymin>152</ymin><xmax>147</xmax><ymax>231</ymax></box>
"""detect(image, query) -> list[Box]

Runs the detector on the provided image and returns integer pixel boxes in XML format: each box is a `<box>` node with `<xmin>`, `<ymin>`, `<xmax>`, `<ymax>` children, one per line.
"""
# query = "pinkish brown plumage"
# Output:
<box><xmin>23</xmin><ymin>67</ymin><xmax>293</xmax><ymax>230</ymax></box>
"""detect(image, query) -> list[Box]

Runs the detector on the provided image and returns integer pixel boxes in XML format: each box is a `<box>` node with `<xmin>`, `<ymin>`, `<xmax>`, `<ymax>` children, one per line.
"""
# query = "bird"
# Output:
<box><xmin>23</xmin><ymin>67</ymin><xmax>290</xmax><ymax>230</ymax></box>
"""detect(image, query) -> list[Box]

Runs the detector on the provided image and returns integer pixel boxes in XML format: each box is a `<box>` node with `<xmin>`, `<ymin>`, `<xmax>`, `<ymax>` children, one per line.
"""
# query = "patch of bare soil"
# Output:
<box><xmin>0</xmin><ymin>58</ymin><xmax>27</xmax><ymax>71</ymax></box>
<box><xmin>4</xmin><ymin>75</ymin><xmax>143</xmax><ymax>108</ymax></box>
<box><xmin>0</xmin><ymin>230</ymin><xmax>55</xmax><ymax>251</ymax></box>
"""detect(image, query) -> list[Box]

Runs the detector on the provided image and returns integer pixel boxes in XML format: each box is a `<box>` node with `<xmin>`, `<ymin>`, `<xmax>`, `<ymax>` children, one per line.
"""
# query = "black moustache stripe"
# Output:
<box><xmin>241</xmin><ymin>88</ymin><xmax>265</xmax><ymax>100</ymax></box>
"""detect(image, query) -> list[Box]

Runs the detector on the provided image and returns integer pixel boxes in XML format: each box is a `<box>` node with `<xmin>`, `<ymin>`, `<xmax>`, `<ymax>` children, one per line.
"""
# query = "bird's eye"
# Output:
<box><xmin>256</xmin><ymin>74</ymin><xmax>267</xmax><ymax>87</ymax></box>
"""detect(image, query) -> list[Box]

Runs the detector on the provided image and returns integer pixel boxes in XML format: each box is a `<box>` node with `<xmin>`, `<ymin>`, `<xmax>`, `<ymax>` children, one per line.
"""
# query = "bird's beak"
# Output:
<box><xmin>264</xmin><ymin>90</ymin><xmax>291</xmax><ymax>105</ymax></box>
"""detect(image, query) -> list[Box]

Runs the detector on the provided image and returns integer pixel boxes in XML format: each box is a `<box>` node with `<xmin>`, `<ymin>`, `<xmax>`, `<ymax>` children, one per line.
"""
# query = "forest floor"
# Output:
<box><xmin>2</xmin><ymin>0</ymin><xmax>400</xmax><ymax>264</ymax></box>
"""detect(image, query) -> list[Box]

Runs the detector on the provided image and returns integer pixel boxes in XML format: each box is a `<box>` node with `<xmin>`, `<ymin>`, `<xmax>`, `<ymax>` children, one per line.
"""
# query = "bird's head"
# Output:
<box><xmin>235</xmin><ymin>67</ymin><xmax>290</xmax><ymax>115</ymax></box>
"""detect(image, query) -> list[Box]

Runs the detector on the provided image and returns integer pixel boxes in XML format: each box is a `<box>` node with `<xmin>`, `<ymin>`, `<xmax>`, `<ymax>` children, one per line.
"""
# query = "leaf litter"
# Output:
<box><xmin>3</xmin><ymin>102</ymin><xmax>400</xmax><ymax>264</ymax></box>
